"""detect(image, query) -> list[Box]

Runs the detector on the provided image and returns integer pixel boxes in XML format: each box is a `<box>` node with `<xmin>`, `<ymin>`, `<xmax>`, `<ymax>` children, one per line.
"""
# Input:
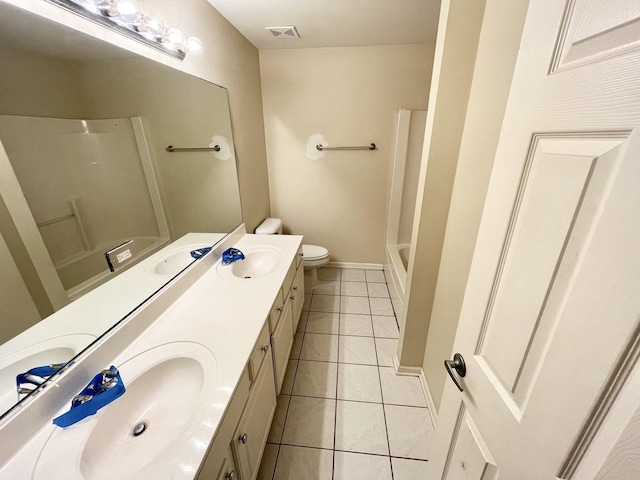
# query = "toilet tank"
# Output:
<box><xmin>255</xmin><ymin>217</ymin><xmax>283</xmax><ymax>234</ymax></box>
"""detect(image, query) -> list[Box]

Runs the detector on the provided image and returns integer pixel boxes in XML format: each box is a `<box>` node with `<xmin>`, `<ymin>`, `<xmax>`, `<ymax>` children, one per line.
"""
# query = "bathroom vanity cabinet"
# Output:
<box><xmin>0</xmin><ymin>234</ymin><xmax>304</xmax><ymax>480</ymax></box>
<box><xmin>196</xmin><ymin>244</ymin><xmax>304</xmax><ymax>480</ymax></box>
<box><xmin>269</xmin><ymin>245</ymin><xmax>304</xmax><ymax>394</ymax></box>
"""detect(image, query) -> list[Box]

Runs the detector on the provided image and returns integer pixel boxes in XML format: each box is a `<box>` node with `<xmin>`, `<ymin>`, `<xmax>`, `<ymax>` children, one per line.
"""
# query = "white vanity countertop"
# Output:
<box><xmin>0</xmin><ymin>233</ymin><xmax>303</xmax><ymax>479</ymax></box>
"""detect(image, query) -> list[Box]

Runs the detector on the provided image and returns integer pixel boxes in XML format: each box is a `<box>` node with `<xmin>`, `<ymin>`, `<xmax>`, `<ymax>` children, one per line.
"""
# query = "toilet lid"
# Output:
<box><xmin>303</xmin><ymin>244</ymin><xmax>328</xmax><ymax>260</ymax></box>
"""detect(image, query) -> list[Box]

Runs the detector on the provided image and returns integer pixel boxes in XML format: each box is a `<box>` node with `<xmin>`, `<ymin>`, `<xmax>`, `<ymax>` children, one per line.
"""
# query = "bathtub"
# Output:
<box><xmin>56</xmin><ymin>236</ymin><xmax>168</xmax><ymax>300</ymax></box>
<box><xmin>385</xmin><ymin>243</ymin><xmax>410</xmax><ymax>330</ymax></box>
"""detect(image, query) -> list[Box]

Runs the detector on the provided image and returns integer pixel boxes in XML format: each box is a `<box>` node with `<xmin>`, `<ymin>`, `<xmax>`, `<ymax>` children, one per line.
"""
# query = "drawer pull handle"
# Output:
<box><xmin>261</xmin><ymin>344</ymin><xmax>270</xmax><ymax>353</ymax></box>
<box><xmin>290</xmin><ymin>295</ymin><xmax>295</xmax><ymax>301</ymax></box>
<box><xmin>225</xmin><ymin>471</ymin><xmax>236</xmax><ymax>480</ymax></box>
<box><xmin>239</xmin><ymin>433</ymin><xmax>248</xmax><ymax>444</ymax></box>
<box><xmin>277</xmin><ymin>307</ymin><xmax>283</xmax><ymax>312</ymax></box>
<box><xmin>293</xmin><ymin>286</ymin><xmax>298</xmax><ymax>291</ymax></box>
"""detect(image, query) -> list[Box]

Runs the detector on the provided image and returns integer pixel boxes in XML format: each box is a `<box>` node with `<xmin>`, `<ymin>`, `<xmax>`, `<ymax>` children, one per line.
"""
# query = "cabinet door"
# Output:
<box><xmin>196</xmin><ymin>368</ymin><xmax>251</xmax><ymax>480</ymax></box>
<box><xmin>248</xmin><ymin>321</ymin><xmax>271</xmax><ymax>382</ymax></box>
<box><xmin>216</xmin><ymin>446</ymin><xmax>238</xmax><ymax>480</ymax></box>
<box><xmin>268</xmin><ymin>295</ymin><xmax>284</xmax><ymax>333</ymax></box>
<box><xmin>271</xmin><ymin>298</ymin><xmax>293</xmax><ymax>394</ymax></box>
<box><xmin>290</xmin><ymin>266</ymin><xmax>304</xmax><ymax>333</ymax></box>
<box><xmin>233</xmin><ymin>358</ymin><xmax>277</xmax><ymax>480</ymax></box>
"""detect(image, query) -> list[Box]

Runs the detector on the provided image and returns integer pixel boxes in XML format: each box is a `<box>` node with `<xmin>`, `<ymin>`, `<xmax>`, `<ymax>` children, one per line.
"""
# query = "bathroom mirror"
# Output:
<box><xmin>0</xmin><ymin>1</ymin><xmax>243</xmax><ymax>417</ymax></box>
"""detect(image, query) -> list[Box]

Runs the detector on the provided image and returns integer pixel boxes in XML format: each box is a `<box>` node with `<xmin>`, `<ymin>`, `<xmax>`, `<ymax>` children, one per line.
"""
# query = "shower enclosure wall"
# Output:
<box><xmin>385</xmin><ymin>109</ymin><xmax>426</xmax><ymax>334</ymax></box>
<box><xmin>0</xmin><ymin>115</ymin><xmax>169</xmax><ymax>312</ymax></box>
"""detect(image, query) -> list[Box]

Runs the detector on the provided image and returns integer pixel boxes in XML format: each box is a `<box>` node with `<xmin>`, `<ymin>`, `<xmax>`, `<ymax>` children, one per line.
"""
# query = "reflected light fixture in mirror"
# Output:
<box><xmin>45</xmin><ymin>0</ymin><xmax>203</xmax><ymax>59</ymax></box>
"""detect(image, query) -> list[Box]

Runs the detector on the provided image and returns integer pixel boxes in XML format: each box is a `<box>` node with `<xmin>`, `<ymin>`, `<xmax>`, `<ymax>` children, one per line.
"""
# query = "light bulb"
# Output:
<box><xmin>75</xmin><ymin>0</ymin><xmax>113</xmax><ymax>15</ymax></box>
<box><xmin>186</xmin><ymin>37</ymin><xmax>203</xmax><ymax>55</ymax></box>
<box><xmin>113</xmin><ymin>0</ymin><xmax>141</xmax><ymax>24</ymax></box>
<box><xmin>164</xmin><ymin>27</ymin><xmax>187</xmax><ymax>51</ymax></box>
<box><xmin>142</xmin><ymin>15</ymin><xmax>166</xmax><ymax>39</ymax></box>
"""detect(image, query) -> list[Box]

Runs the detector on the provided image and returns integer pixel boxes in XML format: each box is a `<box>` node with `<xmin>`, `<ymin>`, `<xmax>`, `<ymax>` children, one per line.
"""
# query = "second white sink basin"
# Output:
<box><xmin>33</xmin><ymin>342</ymin><xmax>217</xmax><ymax>480</ymax></box>
<box><xmin>146</xmin><ymin>244</ymin><xmax>211</xmax><ymax>276</ymax></box>
<box><xmin>216</xmin><ymin>245</ymin><xmax>283</xmax><ymax>280</ymax></box>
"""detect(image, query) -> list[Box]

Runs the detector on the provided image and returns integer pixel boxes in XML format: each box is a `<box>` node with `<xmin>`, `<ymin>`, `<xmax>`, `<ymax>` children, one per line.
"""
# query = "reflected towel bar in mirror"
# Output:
<box><xmin>165</xmin><ymin>145</ymin><xmax>221</xmax><ymax>152</ymax></box>
<box><xmin>36</xmin><ymin>213</ymin><xmax>75</xmax><ymax>228</ymax></box>
<box><xmin>316</xmin><ymin>143</ymin><xmax>376</xmax><ymax>151</ymax></box>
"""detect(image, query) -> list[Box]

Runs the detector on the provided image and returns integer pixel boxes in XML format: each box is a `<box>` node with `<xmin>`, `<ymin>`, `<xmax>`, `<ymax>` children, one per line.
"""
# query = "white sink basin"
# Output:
<box><xmin>34</xmin><ymin>342</ymin><xmax>217</xmax><ymax>480</ymax></box>
<box><xmin>0</xmin><ymin>334</ymin><xmax>96</xmax><ymax>414</ymax></box>
<box><xmin>146</xmin><ymin>243</ymin><xmax>211</xmax><ymax>276</ymax></box>
<box><xmin>216</xmin><ymin>245</ymin><xmax>283</xmax><ymax>280</ymax></box>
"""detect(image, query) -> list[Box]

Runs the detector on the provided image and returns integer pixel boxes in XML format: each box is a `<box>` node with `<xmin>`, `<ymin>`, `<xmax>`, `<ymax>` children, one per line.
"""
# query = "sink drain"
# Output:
<box><xmin>244</xmin><ymin>276</ymin><xmax>251</xmax><ymax>279</ymax></box>
<box><xmin>132</xmin><ymin>421</ymin><xmax>147</xmax><ymax>437</ymax></box>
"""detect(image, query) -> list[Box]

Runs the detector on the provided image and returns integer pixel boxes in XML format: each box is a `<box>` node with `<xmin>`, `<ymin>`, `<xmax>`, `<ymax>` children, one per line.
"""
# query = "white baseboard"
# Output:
<box><xmin>419</xmin><ymin>369</ymin><xmax>438</xmax><ymax>429</ymax></box>
<box><xmin>393</xmin><ymin>354</ymin><xmax>437</xmax><ymax>429</ymax></box>
<box><xmin>393</xmin><ymin>354</ymin><xmax>421</xmax><ymax>376</ymax></box>
<box><xmin>326</xmin><ymin>261</ymin><xmax>384</xmax><ymax>270</ymax></box>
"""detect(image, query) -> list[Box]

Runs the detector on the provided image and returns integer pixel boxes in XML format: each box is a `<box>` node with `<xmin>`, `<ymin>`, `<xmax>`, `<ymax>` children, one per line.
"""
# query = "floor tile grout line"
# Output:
<box><xmin>273</xmin><ymin>440</ymin><xmax>424</xmax><ymax>460</ymax></box>
<box><xmin>368</xmin><ymin>288</ymin><xmax>395</xmax><ymax>480</ymax></box>
<box><xmin>331</xmin><ymin>301</ymin><xmax>341</xmax><ymax>480</ymax></box>
<box><xmin>287</xmin><ymin>392</ymin><xmax>427</xmax><ymax>409</ymax></box>
<box><xmin>331</xmin><ymin>269</ymin><xmax>340</xmax><ymax>480</ymax></box>
<box><xmin>273</xmin><ymin>441</ymin><xmax>431</xmax><ymax>463</ymax></box>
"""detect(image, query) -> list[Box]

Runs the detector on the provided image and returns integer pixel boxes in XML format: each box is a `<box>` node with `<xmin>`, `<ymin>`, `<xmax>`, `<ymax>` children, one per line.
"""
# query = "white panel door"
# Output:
<box><xmin>429</xmin><ymin>0</ymin><xmax>640</xmax><ymax>478</ymax></box>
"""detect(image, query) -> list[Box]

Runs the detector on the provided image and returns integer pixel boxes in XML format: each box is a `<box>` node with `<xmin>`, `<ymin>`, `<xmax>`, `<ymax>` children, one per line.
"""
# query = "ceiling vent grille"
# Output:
<box><xmin>265</xmin><ymin>26</ymin><xmax>300</xmax><ymax>39</ymax></box>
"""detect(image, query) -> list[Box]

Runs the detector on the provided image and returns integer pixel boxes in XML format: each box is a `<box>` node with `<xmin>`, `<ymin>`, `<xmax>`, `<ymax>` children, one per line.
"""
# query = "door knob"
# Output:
<box><xmin>444</xmin><ymin>353</ymin><xmax>466</xmax><ymax>392</ymax></box>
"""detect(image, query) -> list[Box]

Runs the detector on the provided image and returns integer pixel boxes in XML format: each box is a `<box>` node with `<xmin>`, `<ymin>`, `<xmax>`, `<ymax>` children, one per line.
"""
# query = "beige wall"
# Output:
<box><xmin>419</xmin><ymin>0</ymin><xmax>530</xmax><ymax>414</ymax></box>
<box><xmin>0</xmin><ymin>230</ymin><xmax>40</xmax><ymax>344</ymax></box>
<box><xmin>398</xmin><ymin>0</ymin><xmax>486</xmax><ymax>368</ymax></box>
<box><xmin>134</xmin><ymin>0</ymin><xmax>270</xmax><ymax>233</ymax></box>
<box><xmin>260</xmin><ymin>45</ymin><xmax>433</xmax><ymax>263</ymax></box>
<box><xmin>0</xmin><ymin>48</ymin><xmax>82</xmax><ymax>118</ymax></box>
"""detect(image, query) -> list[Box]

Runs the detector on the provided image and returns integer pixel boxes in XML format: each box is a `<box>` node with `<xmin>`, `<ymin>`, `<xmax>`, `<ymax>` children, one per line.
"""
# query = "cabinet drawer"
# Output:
<box><xmin>249</xmin><ymin>321</ymin><xmax>271</xmax><ymax>382</ymax></box>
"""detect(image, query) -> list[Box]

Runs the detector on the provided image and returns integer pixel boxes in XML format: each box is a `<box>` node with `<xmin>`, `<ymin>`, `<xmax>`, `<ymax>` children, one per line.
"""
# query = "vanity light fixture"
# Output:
<box><xmin>45</xmin><ymin>0</ymin><xmax>203</xmax><ymax>60</ymax></box>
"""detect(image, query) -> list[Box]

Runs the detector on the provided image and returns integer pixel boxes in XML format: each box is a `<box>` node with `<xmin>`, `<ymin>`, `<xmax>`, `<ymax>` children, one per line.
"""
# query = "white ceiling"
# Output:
<box><xmin>206</xmin><ymin>0</ymin><xmax>441</xmax><ymax>50</ymax></box>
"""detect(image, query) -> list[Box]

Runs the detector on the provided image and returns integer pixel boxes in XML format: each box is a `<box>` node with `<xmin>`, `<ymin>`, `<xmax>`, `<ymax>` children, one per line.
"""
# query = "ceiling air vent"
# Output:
<box><xmin>265</xmin><ymin>26</ymin><xmax>300</xmax><ymax>39</ymax></box>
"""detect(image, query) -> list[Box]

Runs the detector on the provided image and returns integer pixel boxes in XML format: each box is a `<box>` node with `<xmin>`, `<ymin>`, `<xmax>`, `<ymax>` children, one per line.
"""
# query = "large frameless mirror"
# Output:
<box><xmin>0</xmin><ymin>0</ymin><xmax>243</xmax><ymax>419</ymax></box>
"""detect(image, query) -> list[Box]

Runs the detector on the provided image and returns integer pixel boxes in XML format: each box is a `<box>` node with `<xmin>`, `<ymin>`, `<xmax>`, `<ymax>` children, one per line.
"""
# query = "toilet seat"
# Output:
<box><xmin>302</xmin><ymin>244</ymin><xmax>329</xmax><ymax>261</ymax></box>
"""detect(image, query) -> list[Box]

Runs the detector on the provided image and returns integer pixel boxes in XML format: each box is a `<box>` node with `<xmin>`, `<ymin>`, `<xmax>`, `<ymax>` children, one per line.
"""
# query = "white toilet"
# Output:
<box><xmin>255</xmin><ymin>218</ymin><xmax>329</xmax><ymax>289</ymax></box>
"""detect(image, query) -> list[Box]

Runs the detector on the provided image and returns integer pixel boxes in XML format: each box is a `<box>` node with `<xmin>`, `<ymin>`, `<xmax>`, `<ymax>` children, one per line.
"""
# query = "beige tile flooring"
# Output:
<box><xmin>257</xmin><ymin>267</ymin><xmax>431</xmax><ymax>480</ymax></box>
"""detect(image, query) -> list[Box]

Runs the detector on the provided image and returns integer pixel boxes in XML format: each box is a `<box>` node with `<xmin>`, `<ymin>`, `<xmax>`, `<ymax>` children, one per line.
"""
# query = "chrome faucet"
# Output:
<box><xmin>16</xmin><ymin>363</ymin><xmax>65</xmax><ymax>397</ymax></box>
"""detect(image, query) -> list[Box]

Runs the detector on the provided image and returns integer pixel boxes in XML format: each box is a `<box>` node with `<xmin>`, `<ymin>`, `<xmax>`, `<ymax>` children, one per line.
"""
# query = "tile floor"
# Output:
<box><xmin>257</xmin><ymin>267</ymin><xmax>432</xmax><ymax>480</ymax></box>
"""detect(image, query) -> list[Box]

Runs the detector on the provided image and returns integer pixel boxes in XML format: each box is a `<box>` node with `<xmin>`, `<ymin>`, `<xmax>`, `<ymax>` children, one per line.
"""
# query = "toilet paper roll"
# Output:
<box><xmin>306</xmin><ymin>134</ymin><xmax>327</xmax><ymax>160</ymax></box>
<box><xmin>210</xmin><ymin>135</ymin><xmax>233</xmax><ymax>161</ymax></box>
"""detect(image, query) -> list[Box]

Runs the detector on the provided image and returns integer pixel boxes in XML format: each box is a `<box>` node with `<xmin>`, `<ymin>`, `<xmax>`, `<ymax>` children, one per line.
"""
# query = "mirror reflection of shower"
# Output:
<box><xmin>0</xmin><ymin>115</ymin><xmax>169</xmax><ymax>304</ymax></box>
